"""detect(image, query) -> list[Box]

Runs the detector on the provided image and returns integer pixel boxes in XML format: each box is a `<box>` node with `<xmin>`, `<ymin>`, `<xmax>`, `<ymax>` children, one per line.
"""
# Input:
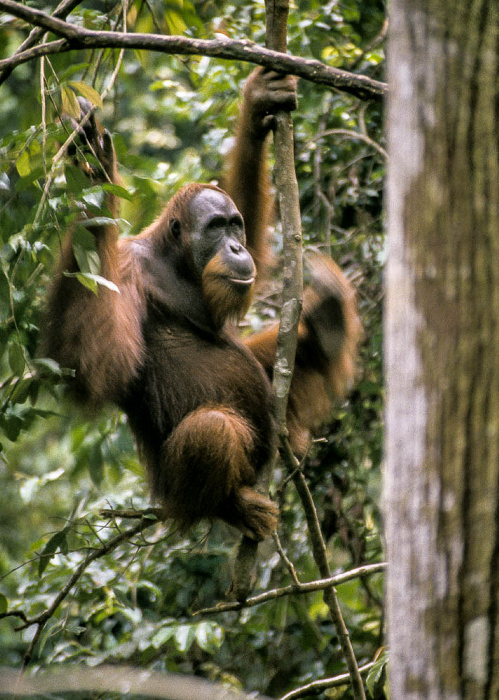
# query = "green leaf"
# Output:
<box><xmin>15</xmin><ymin>150</ymin><xmax>31</xmax><ymax>177</ymax></box>
<box><xmin>59</xmin><ymin>63</ymin><xmax>90</xmax><ymax>82</ymax></box>
<box><xmin>70</xmin><ymin>81</ymin><xmax>103</xmax><ymax>109</ymax></box>
<box><xmin>66</xmin><ymin>165</ymin><xmax>90</xmax><ymax>193</ymax></box>
<box><xmin>38</xmin><ymin>619</ymin><xmax>62</xmax><ymax>656</ymax></box>
<box><xmin>82</xmin><ymin>190</ymin><xmax>105</xmax><ymax>209</ymax></box>
<box><xmin>0</xmin><ymin>593</ymin><xmax>8</xmax><ymax>614</ymax></box>
<box><xmin>8</xmin><ymin>344</ymin><xmax>25</xmax><ymax>376</ymax></box>
<box><xmin>103</xmin><ymin>183</ymin><xmax>133</xmax><ymax>200</ymax></box>
<box><xmin>63</xmin><ymin>270</ymin><xmax>120</xmax><ymax>294</ymax></box>
<box><xmin>10</xmin><ymin>378</ymin><xmax>31</xmax><ymax>405</ymax></box>
<box><xmin>0</xmin><ymin>412</ymin><xmax>24</xmax><ymax>442</ymax></box>
<box><xmin>72</xmin><ymin>228</ymin><xmax>100</xmax><ymax>274</ymax></box>
<box><xmin>195</xmin><ymin>621</ymin><xmax>224</xmax><ymax>654</ymax></box>
<box><xmin>73</xmin><ymin>244</ymin><xmax>100</xmax><ymax>275</ymax></box>
<box><xmin>82</xmin><ymin>217</ymin><xmax>119</xmax><ymax>227</ymax></box>
<box><xmin>89</xmin><ymin>274</ymin><xmax>120</xmax><ymax>293</ymax></box>
<box><xmin>38</xmin><ymin>528</ymin><xmax>69</xmax><ymax>576</ymax></box>
<box><xmin>174</xmin><ymin>624</ymin><xmax>196</xmax><ymax>653</ymax></box>
<box><xmin>63</xmin><ymin>271</ymin><xmax>97</xmax><ymax>294</ymax></box>
<box><xmin>0</xmin><ymin>270</ymin><xmax>11</xmax><ymax>321</ymax></box>
<box><xmin>367</xmin><ymin>651</ymin><xmax>388</xmax><ymax>698</ymax></box>
<box><xmin>61</xmin><ymin>85</ymin><xmax>81</xmax><ymax>119</ymax></box>
<box><xmin>87</xmin><ymin>442</ymin><xmax>104</xmax><ymax>486</ymax></box>
<box><xmin>32</xmin><ymin>357</ymin><xmax>63</xmax><ymax>376</ymax></box>
<box><xmin>151</xmin><ymin>626</ymin><xmax>176</xmax><ymax>649</ymax></box>
<box><xmin>73</xmin><ymin>225</ymin><xmax>97</xmax><ymax>250</ymax></box>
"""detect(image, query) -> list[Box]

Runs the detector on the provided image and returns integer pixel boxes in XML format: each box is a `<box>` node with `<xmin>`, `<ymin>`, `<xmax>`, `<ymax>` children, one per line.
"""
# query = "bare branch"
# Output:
<box><xmin>0</xmin><ymin>0</ymin><xmax>386</xmax><ymax>101</ymax></box>
<box><xmin>194</xmin><ymin>562</ymin><xmax>385</xmax><ymax>615</ymax></box>
<box><xmin>0</xmin><ymin>610</ymin><xmax>28</xmax><ymax>623</ymax></box>
<box><xmin>348</xmin><ymin>16</ymin><xmax>388</xmax><ymax>71</ymax></box>
<box><xmin>279</xmin><ymin>663</ymin><xmax>375</xmax><ymax>700</ymax></box>
<box><xmin>0</xmin><ymin>38</ymin><xmax>72</xmax><ymax>77</ymax></box>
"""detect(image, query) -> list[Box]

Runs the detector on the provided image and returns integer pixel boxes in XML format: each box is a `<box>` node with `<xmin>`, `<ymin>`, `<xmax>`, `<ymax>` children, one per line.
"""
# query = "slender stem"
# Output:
<box><xmin>273</xmin><ymin>531</ymin><xmax>301</xmax><ymax>585</ymax></box>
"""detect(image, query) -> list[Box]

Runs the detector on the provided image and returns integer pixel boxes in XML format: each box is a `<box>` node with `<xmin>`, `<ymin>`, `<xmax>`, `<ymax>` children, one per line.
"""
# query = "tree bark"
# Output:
<box><xmin>385</xmin><ymin>1</ymin><xmax>499</xmax><ymax>699</ymax></box>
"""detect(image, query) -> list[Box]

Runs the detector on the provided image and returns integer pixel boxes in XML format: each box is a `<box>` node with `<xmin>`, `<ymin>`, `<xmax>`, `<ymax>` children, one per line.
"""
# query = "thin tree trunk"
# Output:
<box><xmin>385</xmin><ymin>1</ymin><xmax>499</xmax><ymax>698</ymax></box>
<box><xmin>230</xmin><ymin>0</ymin><xmax>303</xmax><ymax>604</ymax></box>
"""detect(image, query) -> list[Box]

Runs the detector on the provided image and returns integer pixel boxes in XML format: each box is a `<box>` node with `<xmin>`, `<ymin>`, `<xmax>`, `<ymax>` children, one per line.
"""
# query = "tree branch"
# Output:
<box><xmin>193</xmin><ymin>563</ymin><xmax>385</xmax><ymax>615</ymax></box>
<box><xmin>0</xmin><ymin>0</ymin><xmax>386</xmax><ymax>101</ymax></box>
<box><xmin>279</xmin><ymin>663</ymin><xmax>375</xmax><ymax>700</ymax></box>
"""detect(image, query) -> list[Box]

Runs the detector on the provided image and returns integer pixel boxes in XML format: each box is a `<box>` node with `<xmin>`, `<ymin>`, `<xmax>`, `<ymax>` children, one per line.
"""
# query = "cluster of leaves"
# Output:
<box><xmin>0</xmin><ymin>0</ymin><xmax>386</xmax><ymax>698</ymax></box>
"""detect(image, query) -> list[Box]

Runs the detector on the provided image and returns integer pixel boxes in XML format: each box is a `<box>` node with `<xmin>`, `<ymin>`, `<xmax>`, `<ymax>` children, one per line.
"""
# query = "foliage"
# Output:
<box><xmin>0</xmin><ymin>0</ymin><xmax>386</xmax><ymax>698</ymax></box>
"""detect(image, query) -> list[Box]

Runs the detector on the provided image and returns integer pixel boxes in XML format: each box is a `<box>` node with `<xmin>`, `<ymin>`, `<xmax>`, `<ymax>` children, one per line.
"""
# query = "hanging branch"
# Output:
<box><xmin>0</xmin><ymin>0</ymin><xmax>386</xmax><ymax>101</ymax></box>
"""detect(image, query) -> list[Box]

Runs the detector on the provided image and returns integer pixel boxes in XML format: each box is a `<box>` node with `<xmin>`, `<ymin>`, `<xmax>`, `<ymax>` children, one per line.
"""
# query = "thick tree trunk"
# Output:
<box><xmin>385</xmin><ymin>1</ymin><xmax>499</xmax><ymax>699</ymax></box>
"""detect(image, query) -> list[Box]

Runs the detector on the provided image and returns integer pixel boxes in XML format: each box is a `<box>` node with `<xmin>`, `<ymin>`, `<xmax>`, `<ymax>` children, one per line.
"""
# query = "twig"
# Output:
<box><xmin>193</xmin><ymin>562</ymin><xmax>385</xmax><ymax>615</ymax></box>
<box><xmin>266</xmin><ymin>0</ymin><xmax>303</xmax><ymax>434</ymax></box>
<box><xmin>273</xmin><ymin>531</ymin><xmax>300</xmax><ymax>585</ymax></box>
<box><xmin>279</xmin><ymin>662</ymin><xmax>375</xmax><ymax>700</ymax></box>
<box><xmin>312</xmin><ymin>95</ymin><xmax>334</xmax><ymax>256</ymax></box>
<box><xmin>348</xmin><ymin>16</ymin><xmax>388</xmax><ymax>71</ymax></box>
<box><xmin>0</xmin><ymin>38</ymin><xmax>70</xmax><ymax>72</ymax></box>
<box><xmin>0</xmin><ymin>610</ymin><xmax>29</xmax><ymax>623</ymax></box>
<box><xmin>100</xmin><ymin>506</ymin><xmax>162</xmax><ymax>519</ymax></box>
<box><xmin>0</xmin><ymin>0</ymin><xmax>387</xmax><ymax>101</ymax></box>
<box><xmin>314</xmin><ymin>128</ymin><xmax>388</xmax><ymax>160</ymax></box>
